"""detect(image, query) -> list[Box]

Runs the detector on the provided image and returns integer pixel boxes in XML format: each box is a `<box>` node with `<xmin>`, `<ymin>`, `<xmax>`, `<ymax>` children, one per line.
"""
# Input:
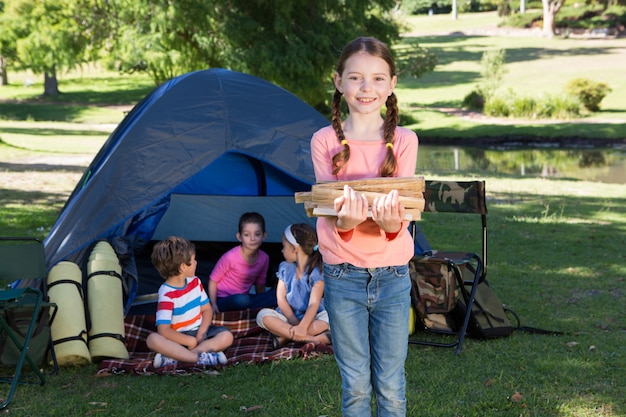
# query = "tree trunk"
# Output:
<box><xmin>44</xmin><ymin>66</ymin><xmax>60</xmax><ymax>96</ymax></box>
<box><xmin>0</xmin><ymin>56</ymin><xmax>7</xmax><ymax>87</ymax></box>
<box><xmin>542</xmin><ymin>0</ymin><xmax>566</xmax><ymax>37</ymax></box>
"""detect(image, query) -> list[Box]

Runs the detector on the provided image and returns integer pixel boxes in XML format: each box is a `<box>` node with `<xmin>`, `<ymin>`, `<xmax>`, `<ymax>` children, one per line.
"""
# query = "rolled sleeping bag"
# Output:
<box><xmin>87</xmin><ymin>241</ymin><xmax>129</xmax><ymax>361</ymax></box>
<box><xmin>47</xmin><ymin>261</ymin><xmax>91</xmax><ymax>366</ymax></box>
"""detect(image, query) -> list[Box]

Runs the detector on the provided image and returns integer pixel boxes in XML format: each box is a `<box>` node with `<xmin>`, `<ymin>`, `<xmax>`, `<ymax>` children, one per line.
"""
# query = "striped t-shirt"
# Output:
<box><xmin>155</xmin><ymin>276</ymin><xmax>209</xmax><ymax>332</ymax></box>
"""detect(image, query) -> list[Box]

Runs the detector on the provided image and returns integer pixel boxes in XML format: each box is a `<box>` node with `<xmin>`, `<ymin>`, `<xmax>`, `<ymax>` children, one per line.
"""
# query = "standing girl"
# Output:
<box><xmin>256</xmin><ymin>223</ymin><xmax>330</xmax><ymax>348</ymax></box>
<box><xmin>310</xmin><ymin>37</ymin><xmax>418</xmax><ymax>417</ymax></box>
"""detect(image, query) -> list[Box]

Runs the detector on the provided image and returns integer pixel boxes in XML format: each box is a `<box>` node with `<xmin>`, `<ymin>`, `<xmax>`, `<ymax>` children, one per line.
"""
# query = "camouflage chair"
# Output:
<box><xmin>408</xmin><ymin>180</ymin><xmax>487</xmax><ymax>355</ymax></box>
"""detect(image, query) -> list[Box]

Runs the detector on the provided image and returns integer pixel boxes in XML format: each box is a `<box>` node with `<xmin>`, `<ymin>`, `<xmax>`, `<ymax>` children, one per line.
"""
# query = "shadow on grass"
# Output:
<box><xmin>0</xmin><ymin>102</ymin><xmax>96</xmax><ymax>122</ymax></box>
<box><xmin>0</xmin><ymin>161</ymin><xmax>86</xmax><ymax>173</ymax></box>
<box><xmin>0</xmin><ymin>126</ymin><xmax>108</xmax><ymax>136</ymax></box>
<box><xmin>404</xmin><ymin>34</ymin><xmax>625</xmax><ymax>66</ymax></box>
<box><xmin>416</xmin><ymin>120</ymin><xmax>626</xmax><ymax>145</ymax></box>
<box><xmin>401</xmin><ymin>186</ymin><xmax>625</xmax><ymax>414</ymax></box>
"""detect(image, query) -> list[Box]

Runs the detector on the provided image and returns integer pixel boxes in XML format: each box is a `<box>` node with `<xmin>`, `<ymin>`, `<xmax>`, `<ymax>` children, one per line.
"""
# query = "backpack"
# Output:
<box><xmin>455</xmin><ymin>280</ymin><xmax>514</xmax><ymax>339</ymax></box>
<box><xmin>409</xmin><ymin>257</ymin><xmax>459</xmax><ymax>333</ymax></box>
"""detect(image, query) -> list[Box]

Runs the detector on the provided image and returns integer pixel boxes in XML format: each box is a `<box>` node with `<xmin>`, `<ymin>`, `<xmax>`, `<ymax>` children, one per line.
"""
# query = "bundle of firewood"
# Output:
<box><xmin>294</xmin><ymin>177</ymin><xmax>425</xmax><ymax>220</ymax></box>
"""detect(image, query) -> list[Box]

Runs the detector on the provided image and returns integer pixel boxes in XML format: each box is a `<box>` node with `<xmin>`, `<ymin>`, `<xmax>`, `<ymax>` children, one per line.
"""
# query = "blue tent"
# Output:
<box><xmin>44</xmin><ymin>68</ymin><xmax>328</xmax><ymax>308</ymax></box>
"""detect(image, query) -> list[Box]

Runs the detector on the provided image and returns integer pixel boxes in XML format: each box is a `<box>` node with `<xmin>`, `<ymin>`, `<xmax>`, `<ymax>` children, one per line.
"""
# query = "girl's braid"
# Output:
<box><xmin>381</xmin><ymin>93</ymin><xmax>399</xmax><ymax>177</ymax></box>
<box><xmin>331</xmin><ymin>90</ymin><xmax>350</xmax><ymax>175</ymax></box>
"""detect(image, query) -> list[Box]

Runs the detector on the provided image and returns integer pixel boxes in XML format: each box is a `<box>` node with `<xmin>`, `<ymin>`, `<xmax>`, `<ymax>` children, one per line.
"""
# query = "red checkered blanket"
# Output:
<box><xmin>97</xmin><ymin>308</ymin><xmax>333</xmax><ymax>375</ymax></box>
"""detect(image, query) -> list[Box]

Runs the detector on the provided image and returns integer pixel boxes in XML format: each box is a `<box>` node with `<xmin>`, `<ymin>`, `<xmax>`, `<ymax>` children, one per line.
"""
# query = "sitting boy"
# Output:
<box><xmin>147</xmin><ymin>236</ymin><xmax>234</xmax><ymax>367</ymax></box>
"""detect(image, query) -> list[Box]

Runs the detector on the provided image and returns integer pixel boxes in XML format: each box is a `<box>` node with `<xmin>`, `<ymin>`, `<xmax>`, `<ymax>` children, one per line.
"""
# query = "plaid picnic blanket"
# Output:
<box><xmin>97</xmin><ymin>308</ymin><xmax>333</xmax><ymax>375</ymax></box>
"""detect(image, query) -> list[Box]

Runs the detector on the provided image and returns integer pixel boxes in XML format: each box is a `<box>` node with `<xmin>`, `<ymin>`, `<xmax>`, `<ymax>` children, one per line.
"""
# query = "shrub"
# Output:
<box><xmin>564</xmin><ymin>78</ymin><xmax>612</xmax><ymax>112</ymax></box>
<box><xmin>535</xmin><ymin>95</ymin><xmax>582</xmax><ymax>119</ymax></box>
<box><xmin>483</xmin><ymin>91</ymin><xmax>582</xmax><ymax>119</ymax></box>
<box><xmin>511</xmin><ymin>96</ymin><xmax>538</xmax><ymax>117</ymax></box>
<box><xmin>484</xmin><ymin>95</ymin><xmax>511</xmax><ymax>117</ymax></box>
<box><xmin>479</xmin><ymin>49</ymin><xmax>507</xmax><ymax>99</ymax></box>
<box><xmin>462</xmin><ymin>89</ymin><xmax>485</xmax><ymax>110</ymax></box>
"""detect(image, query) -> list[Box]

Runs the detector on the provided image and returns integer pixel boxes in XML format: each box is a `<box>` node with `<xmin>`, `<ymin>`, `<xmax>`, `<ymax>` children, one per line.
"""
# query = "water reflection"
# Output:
<box><xmin>417</xmin><ymin>146</ymin><xmax>626</xmax><ymax>184</ymax></box>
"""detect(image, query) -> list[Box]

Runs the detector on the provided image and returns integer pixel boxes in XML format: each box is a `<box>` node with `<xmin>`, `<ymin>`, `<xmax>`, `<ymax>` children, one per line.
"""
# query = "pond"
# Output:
<box><xmin>416</xmin><ymin>146</ymin><xmax>626</xmax><ymax>185</ymax></box>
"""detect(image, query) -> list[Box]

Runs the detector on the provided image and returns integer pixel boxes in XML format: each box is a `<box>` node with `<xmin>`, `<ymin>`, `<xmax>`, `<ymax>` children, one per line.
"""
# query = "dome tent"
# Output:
<box><xmin>44</xmin><ymin>68</ymin><xmax>328</xmax><ymax>312</ymax></box>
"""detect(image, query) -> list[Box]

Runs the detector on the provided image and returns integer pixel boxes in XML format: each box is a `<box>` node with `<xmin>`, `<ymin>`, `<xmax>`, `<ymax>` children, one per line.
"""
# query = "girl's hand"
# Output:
<box><xmin>334</xmin><ymin>185</ymin><xmax>368</xmax><ymax>231</ymax></box>
<box><xmin>371</xmin><ymin>189</ymin><xmax>404</xmax><ymax>233</ymax></box>
<box><xmin>290</xmin><ymin>324</ymin><xmax>307</xmax><ymax>342</ymax></box>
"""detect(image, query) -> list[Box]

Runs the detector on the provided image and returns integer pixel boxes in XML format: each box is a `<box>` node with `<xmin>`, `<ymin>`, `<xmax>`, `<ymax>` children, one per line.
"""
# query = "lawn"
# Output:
<box><xmin>0</xmin><ymin>11</ymin><xmax>625</xmax><ymax>417</ymax></box>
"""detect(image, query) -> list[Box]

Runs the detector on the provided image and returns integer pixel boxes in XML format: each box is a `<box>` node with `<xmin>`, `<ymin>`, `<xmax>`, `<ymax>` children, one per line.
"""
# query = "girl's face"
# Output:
<box><xmin>280</xmin><ymin>236</ymin><xmax>297</xmax><ymax>263</ymax></box>
<box><xmin>237</xmin><ymin>222</ymin><xmax>266</xmax><ymax>250</ymax></box>
<box><xmin>334</xmin><ymin>51</ymin><xmax>397</xmax><ymax>118</ymax></box>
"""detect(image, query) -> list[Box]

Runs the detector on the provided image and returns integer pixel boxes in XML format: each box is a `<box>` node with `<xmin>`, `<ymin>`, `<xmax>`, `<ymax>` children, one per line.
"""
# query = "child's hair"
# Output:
<box><xmin>331</xmin><ymin>36</ymin><xmax>399</xmax><ymax>177</ymax></box>
<box><xmin>286</xmin><ymin>223</ymin><xmax>323</xmax><ymax>279</ymax></box>
<box><xmin>151</xmin><ymin>236</ymin><xmax>196</xmax><ymax>279</ymax></box>
<box><xmin>238</xmin><ymin>212</ymin><xmax>266</xmax><ymax>233</ymax></box>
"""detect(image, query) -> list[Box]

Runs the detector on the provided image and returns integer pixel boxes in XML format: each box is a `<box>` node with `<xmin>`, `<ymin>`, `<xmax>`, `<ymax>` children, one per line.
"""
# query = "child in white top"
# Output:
<box><xmin>256</xmin><ymin>223</ymin><xmax>330</xmax><ymax>348</ymax></box>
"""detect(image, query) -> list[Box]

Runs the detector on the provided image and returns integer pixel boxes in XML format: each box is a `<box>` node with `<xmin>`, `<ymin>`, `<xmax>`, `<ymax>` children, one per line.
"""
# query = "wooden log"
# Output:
<box><xmin>314</xmin><ymin>177</ymin><xmax>425</xmax><ymax>194</ymax></box>
<box><xmin>312</xmin><ymin>207</ymin><xmax>420</xmax><ymax>221</ymax></box>
<box><xmin>295</xmin><ymin>176</ymin><xmax>425</xmax><ymax>220</ymax></box>
<box><xmin>311</xmin><ymin>187</ymin><xmax>424</xmax><ymax>211</ymax></box>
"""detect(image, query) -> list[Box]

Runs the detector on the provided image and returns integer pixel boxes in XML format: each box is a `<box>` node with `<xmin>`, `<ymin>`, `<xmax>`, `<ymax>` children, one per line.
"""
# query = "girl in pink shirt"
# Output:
<box><xmin>310</xmin><ymin>36</ymin><xmax>418</xmax><ymax>417</ymax></box>
<box><xmin>208</xmin><ymin>212</ymin><xmax>277</xmax><ymax>312</ymax></box>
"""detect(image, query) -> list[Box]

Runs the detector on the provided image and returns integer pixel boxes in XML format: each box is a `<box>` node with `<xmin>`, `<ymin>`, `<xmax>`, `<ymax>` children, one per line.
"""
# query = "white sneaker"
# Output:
<box><xmin>197</xmin><ymin>351</ymin><xmax>227</xmax><ymax>366</ymax></box>
<box><xmin>153</xmin><ymin>353</ymin><xmax>178</xmax><ymax>368</ymax></box>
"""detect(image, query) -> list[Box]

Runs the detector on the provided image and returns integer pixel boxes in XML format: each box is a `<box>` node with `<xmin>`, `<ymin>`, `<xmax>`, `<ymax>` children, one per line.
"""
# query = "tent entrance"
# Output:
<box><xmin>152</xmin><ymin>194</ymin><xmax>314</xmax><ymax>243</ymax></box>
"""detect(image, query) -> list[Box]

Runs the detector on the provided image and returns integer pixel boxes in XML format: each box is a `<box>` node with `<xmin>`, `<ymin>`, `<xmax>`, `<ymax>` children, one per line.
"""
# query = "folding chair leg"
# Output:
<box><xmin>408</xmin><ymin>253</ymin><xmax>484</xmax><ymax>355</ymax></box>
<box><xmin>0</xmin><ymin>288</ymin><xmax>47</xmax><ymax>411</ymax></box>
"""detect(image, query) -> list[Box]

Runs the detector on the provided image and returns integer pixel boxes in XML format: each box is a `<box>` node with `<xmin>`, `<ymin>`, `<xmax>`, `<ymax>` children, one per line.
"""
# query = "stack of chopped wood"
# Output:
<box><xmin>295</xmin><ymin>177</ymin><xmax>425</xmax><ymax>220</ymax></box>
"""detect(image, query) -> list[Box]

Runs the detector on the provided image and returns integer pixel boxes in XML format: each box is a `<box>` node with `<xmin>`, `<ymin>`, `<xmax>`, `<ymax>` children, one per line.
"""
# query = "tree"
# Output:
<box><xmin>105</xmin><ymin>0</ymin><xmax>228</xmax><ymax>85</ymax></box>
<box><xmin>0</xmin><ymin>0</ymin><xmax>23</xmax><ymax>86</ymax></box>
<box><xmin>542</xmin><ymin>0</ymin><xmax>567</xmax><ymax>37</ymax></box>
<box><xmin>212</xmin><ymin>0</ymin><xmax>434</xmax><ymax>110</ymax></box>
<box><xmin>106</xmin><ymin>0</ymin><xmax>436</xmax><ymax>111</ymax></box>
<box><xmin>2</xmin><ymin>0</ymin><xmax>96</xmax><ymax>96</ymax></box>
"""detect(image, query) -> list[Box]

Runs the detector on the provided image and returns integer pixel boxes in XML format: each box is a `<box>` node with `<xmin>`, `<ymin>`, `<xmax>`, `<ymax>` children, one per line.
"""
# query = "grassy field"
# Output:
<box><xmin>0</xmin><ymin>11</ymin><xmax>625</xmax><ymax>417</ymax></box>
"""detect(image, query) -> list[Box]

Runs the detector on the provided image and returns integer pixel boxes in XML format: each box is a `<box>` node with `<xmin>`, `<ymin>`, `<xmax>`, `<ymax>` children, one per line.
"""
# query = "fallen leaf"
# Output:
<box><xmin>510</xmin><ymin>392</ymin><xmax>524</xmax><ymax>402</ymax></box>
<box><xmin>245</xmin><ymin>405</ymin><xmax>263</xmax><ymax>412</ymax></box>
<box><xmin>484</xmin><ymin>379</ymin><xmax>495</xmax><ymax>387</ymax></box>
<box><xmin>566</xmin><ymin>341</ymin><xmax>578</xmax><ymax>347</ymax></box>
<box><xmin>589</xmin><ymin>345</ymin><xmax>596</xmax><ymax>350</ymax></box>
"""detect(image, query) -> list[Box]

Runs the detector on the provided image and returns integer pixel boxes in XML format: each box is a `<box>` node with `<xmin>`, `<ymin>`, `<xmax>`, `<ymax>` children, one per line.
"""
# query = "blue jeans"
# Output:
<box><xmin>323</xmin><ymin>263</ymin><xmax>411</xmax><ymax>417</ymax></box>
<box><xmin>216</xmin><ymin>288</ymin><xmax>277</xmax><ymax>312</ymax></box>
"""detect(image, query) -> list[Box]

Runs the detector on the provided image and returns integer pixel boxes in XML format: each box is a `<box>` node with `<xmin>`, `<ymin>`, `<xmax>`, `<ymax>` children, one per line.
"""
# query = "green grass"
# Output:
<box><xmin>0</xmin><ymin>12</ymin><xmax>625</xmax><ymax>416</ymax></box>
<box><xmin>2</xmin><ymin>176</ymin><xmax>624</xmax><ymax>417</ymax></box>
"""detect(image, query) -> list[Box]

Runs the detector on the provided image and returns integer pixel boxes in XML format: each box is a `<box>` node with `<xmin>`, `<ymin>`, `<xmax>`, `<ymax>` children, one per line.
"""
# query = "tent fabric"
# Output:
<box><xmin>44</xmin><ymin>68</ymin><xmax>329</xmax><ymax>280</ymax></box>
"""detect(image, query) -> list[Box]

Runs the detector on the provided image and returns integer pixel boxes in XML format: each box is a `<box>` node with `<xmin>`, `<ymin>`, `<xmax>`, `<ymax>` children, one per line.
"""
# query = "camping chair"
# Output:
<box><xmin>408</xmin><ymin>180</ymin><xmax>488</xmax><ymax>355</ymax></box>
<box><xmin>0</xmin><ymin>237</ymin><xmax>58</xmax><ymax>410</ymax></box>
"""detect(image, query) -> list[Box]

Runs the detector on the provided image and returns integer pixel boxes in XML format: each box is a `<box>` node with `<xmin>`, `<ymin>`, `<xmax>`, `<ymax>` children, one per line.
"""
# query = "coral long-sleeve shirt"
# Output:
<box><xmin>310</xmin><ymin>125</ymin><xmax>419</xmax><ymax>268</ymax></box>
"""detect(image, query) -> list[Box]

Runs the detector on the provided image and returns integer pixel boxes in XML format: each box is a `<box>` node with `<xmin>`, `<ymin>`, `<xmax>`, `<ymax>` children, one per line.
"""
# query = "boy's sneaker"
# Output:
<box><xmin>197</xmin><ymin>351</ymin><xmax>227</xmax><ymax>366</ymax></box>
<box><xmin>153</xmin><ymin>353</ymin><xmax>178</xmax><ymax>368</ymax></box>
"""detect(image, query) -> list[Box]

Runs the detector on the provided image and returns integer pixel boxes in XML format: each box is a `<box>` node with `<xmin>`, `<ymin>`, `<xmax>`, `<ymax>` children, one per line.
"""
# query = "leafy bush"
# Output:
<box><xmin>479</xmin><ymin>49</ymin><xmax>507</xmax><ymax>99</ymax></box>
<box><xmin>400</xmin><ymin>0</ymin><xmax>452</xmax><ymax>14</ymax></box>
<box><xmin>535</xmin><ymin>95</ymin><xmax>582</xmax><ymax>118</ymax></box>
<box><xmin>484</xmin><ymin>95</ymin><xmax>511</xmax><ymax>117</ymax></box>
<box><xmin>484</xmin><ymin>91</ymin><xmax>582</xmax><ymax>119</ymax></box>
<box><xmin>462</xmin><ymin>89</ymin><xmax>486</xmax><ymax>110</ymax></box>
<box><xmin>501</xmin><ymin>11</ymin><xmax>543</xmax><ymax>28</ymax></box>
<box><xmin>501</xmin><ymin>4</ymin><xmax>626</xmax><ymax>31</ymax></box>
<box><xmin>564</xmin><ymin>78</ymin><xmax>612</xmax><ymax>112</ymax></box>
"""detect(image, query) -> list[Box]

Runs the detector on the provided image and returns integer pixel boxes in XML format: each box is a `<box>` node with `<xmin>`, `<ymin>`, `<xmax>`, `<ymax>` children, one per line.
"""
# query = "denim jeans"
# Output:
<box><xmin>216</xmin><ymin>288</ymin><xmax>277</xmax><ymax>312</ymax></box>
<box><xmin>323</xmin><ymin>262</ymin><xmax>411</xmax><ymax>417</ymax></box>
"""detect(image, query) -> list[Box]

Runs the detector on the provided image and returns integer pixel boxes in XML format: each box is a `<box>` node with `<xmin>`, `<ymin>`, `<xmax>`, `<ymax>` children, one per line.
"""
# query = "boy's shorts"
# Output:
<box><xmin>182</xmin><ymin>325</ymin><xmax>230</xmax><ymax>340</ymax></box>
